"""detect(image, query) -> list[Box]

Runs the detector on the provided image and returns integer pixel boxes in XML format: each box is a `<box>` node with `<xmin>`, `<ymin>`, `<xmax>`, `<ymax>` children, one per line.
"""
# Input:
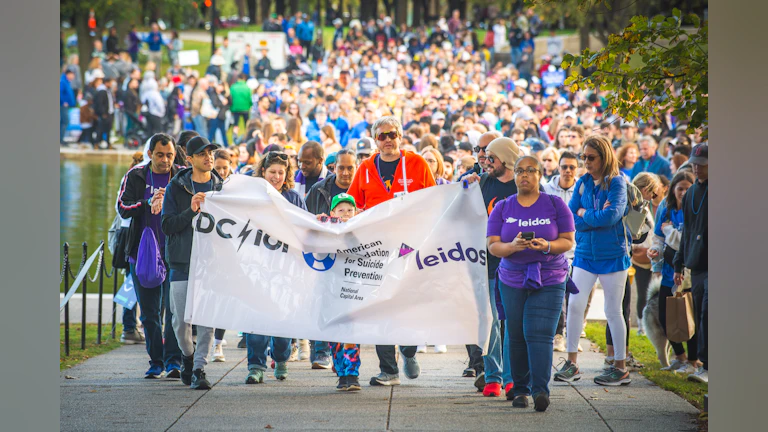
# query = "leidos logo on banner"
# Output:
<box><xmin>415</xmin><ymin>242</ymin><xmax>487</xmax><ymax>269</ymax></box>
<box><xmin>196</xmin><ymin>214</ymin><xmax>289</xmax><ymax>253</ymax></box>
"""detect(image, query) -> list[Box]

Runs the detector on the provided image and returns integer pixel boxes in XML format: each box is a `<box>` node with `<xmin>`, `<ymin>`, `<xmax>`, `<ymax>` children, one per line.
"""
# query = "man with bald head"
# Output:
<box><xmin>459</xmin><ymin>130</ymin><xmax>502</xmax><ymax>180</ymax></box>
<box><xmin>463</xmin><ymin>137</ymin><xmax>531</xmax><ymax>397</ymax></box>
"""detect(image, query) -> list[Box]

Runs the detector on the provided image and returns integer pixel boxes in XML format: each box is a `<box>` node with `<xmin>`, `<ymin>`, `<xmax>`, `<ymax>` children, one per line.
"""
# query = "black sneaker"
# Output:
<box><xmin>462</xmin><ymin>367</ymin><xmax>476</xmax><ymax>378</ymax></box>
<box><xmin>346</xmin><ymin>376</ymin><xmax>361</xmax><ymax>391</ymax></box>
<box><xmin>336</xmin><ymin>376</ymin><xmax>349</xmax><ymax>391</ymax></box>
<box><xmin>181</xmin><ymin>355</ymin><xmax>194</xmax><ymax>386</ymax></box>
<box><xmin>190</xmin><ymin>369</ymin><xmax>211</xmax><ymax>390</ymax></box>
<box><xmin>533</xmin><ymin>393</ymin><xmax>550</xmax><ymax>412</ymax></box>
<box><xmin>512</xmin><ymin>395</ymin><xmax>530</xmax><ymax>408</ymax></box>
<box><xmin>553</xmin><ymin>359</ymin><xmax>581</xmax><ymax>382</ymax></box>
<box><xmin>474</xmin><ymin>372</ymin><xmax>486</xmax><ymax>392</ymax></box>
<box><xmin>237</xmin><ymin>336</ymin><xmax>246</xmax><ymax>349</ymax></box>
<box><xmin>165</xmin><ymin>365</ymin><xmax>181</xmax><ymax>379</ymax></box>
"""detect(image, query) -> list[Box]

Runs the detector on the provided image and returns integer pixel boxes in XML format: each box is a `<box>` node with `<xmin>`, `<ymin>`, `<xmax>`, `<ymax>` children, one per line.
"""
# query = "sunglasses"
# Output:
<box><xmin>514</xmin><ymin>167</ymin><xmax>540</xmax><ymax>175</ymax></box>
<box><xmin>376</xmin><ymin>131</ymin><xmax>399</xmax><ymax>142</ymax></box>
<box><xmin>473</xmin><ymin>145</ymin><xmax>487</xmax><ymax>153</ymax></box>
<box><xmin>578</xmin><ymin>153</ymin><xmax>599</xmax><ymax>162</ymax></box>
<box><xmin>559</xmin><ymin>164</ymin><xmax>577</xmax><ymax>171</ymax></box>
<box><xmin>267</xmin><ymin>151</ymin><xmax>289</xmax><ymax>161</ymax></box>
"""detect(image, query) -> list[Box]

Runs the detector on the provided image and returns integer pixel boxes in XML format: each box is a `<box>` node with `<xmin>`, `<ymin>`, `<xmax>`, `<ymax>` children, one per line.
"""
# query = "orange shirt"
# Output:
<box><xmin>347</xmin><ymin>150</ymin><xmax>437</xmax><ymax>210</ymax></box>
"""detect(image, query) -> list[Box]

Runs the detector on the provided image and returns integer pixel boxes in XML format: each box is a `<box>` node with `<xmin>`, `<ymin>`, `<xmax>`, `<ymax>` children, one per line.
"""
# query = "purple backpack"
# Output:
<box><xmin>135</xmin><ymin>226</ymin><xmax>166</xmax><ymax>288</ymax></box>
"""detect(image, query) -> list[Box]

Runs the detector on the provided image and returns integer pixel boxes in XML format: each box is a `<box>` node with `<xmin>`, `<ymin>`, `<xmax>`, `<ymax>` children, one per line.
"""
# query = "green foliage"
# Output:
<box><xmin>60</xmin><ymin>323</ymin><xmax>124</xmax><ymax>370</ymax></box>
<box><xmin>561</xmin><ymin>9</ymin><xmax>708</xmax><ymax>137</ymax></box>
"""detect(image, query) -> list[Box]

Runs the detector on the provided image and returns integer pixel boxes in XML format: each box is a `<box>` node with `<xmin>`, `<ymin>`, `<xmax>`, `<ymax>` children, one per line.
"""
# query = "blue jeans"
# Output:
<box><xmin>192</xmin><ymin>114</ymin><xmax>208</xmax><ymax>138</ymax></box>
<box><xmin>311</xmin><ymin>340</ymin><xmax>331</xmax><ymax>363</ymax></box>
<box><xmin>129</xmin><ymin>262</ymin><xmax>182</xmax><ymax>368</ymax></box>
<box><xmin>482</xmin><ymin>278</ymin><xmax>503</xmax><ymax>384</ymax></box>
<box><xmin>60</xmin><ymin>106</ymin><xmax>69</xmax><ymax>142</ymax></box>
<box><xmin>499</xmin><ymin>279</ymin><xmax>566</xmax><ymax>397</ymax></box>
<box><xmin>246</xmin><ymin>333</ymin><xmax>292</xmax><ymax>371</ymax></box>
<box><xmin>208</xmin><ymin>118</ymin><xmax>228</xmax><ymax>147</ymax></box>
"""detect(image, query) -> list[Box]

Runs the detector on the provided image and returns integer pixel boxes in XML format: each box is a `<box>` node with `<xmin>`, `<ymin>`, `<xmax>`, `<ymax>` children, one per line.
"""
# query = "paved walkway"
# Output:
<box><xmin>60</xmin><ymin>331</ymin><xmax>698</xmax><ymax>431</ymax></box>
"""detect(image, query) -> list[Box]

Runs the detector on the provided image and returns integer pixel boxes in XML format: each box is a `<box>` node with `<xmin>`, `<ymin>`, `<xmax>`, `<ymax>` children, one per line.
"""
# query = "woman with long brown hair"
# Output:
<box><xmin>555</xmin><ymin>135</ymin><xmax>633</xmax><ymax>386</ymax></box>
<box><xmin>420</xmin><ymin>146</ymin><xmax>449</xmax><ymax>185</ymax></box>
<box><xmin>320</xmin><ymin>124</ymin><xmax>342</xmax><ymax>154</ymax></box>
<box><xmin>286</xmin><ymin>117</ymin><xmax>307</xmax><ymax>146</ymax></box>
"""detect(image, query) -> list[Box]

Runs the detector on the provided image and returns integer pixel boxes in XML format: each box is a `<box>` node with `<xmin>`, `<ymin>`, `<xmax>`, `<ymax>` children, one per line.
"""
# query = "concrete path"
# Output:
<box><xmin>60</xmin><ymin>331</ymin><xmax>699</xmax><ymax>431</ymax></box>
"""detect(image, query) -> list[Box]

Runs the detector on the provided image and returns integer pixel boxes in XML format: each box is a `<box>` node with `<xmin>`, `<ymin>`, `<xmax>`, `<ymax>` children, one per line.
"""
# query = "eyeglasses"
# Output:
<box><xmin>473</xmin><ymin>145</ymin><xmax>487</xmax><ymax>153</ymax></box>
<box><xmin>514</xmin><ymin>167</ymin><xmax>540</xmax><ymax>175</ymax></box>
<box><xmin>559</xmin><ymin>164</ymin><xmax>577</xmax><ymax>171</ymax></box>
<box><xmin>487</xmin><ymin>155</ymin><xmax>499</xmax><ymax>165</ymax></box>
<box><xmin>376</xmin><ymin>131</ymin><xmax>399</xmax><ymax>142</ymax></box>
<box><xmin>578</xmin><ymin>153</ymin><xmax>599</xmax><ymax>162</ymax></box>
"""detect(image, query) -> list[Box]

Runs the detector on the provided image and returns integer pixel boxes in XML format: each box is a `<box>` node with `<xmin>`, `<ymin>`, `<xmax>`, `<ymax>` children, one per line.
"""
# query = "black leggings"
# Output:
<box><xmin>634</xmin><ymin>265</ymin><xmax>653</xmax><ymax>322</ymax></box>
<box><xmin>605</xmin><ymin>275</ymin><xmax>631</xmax><ymax>348</ymax></box>
<box><xmin>659</xmin><ymin>284</ymin><xmax>698</xmax><ymax>360</ymax></box>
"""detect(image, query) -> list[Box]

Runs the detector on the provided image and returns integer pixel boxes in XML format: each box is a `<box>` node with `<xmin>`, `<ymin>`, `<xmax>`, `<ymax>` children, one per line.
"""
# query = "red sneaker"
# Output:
<box><xmin>270</xmin><ymin>360</ymin><xmax>275</xmax><ymax>369</ymax></box>
<box><xmin>483</xmin><ymin>382</ymin><xmax>502</xmax><ymax>397</ymax></box>
<box><xmin>505</xmin><ymin>383</ymin><xmax>514</xmax><ymax>395</ymax></box>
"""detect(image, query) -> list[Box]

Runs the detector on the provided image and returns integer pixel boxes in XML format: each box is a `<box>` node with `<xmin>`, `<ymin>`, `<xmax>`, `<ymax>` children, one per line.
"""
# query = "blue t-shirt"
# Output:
<box><xmin>487</xmin><ymin>193</ymin><xmax>575</xmax><ymax>288</ymax></box>
<box><xmin>654</xmin><ymin>200</ymin><xmax>684</xmax><ymax>287</ymax></box>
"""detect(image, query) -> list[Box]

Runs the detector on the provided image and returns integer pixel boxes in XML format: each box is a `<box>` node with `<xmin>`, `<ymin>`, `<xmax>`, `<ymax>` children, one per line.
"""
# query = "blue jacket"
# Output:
<box><xmin>350</xmin><ymin>121</ymin><xmax>371</xmax><ymax>140</ymax></box>
<box><xmin>330</xmin><ymin>117</ymin><xmax>350</xmax><ymax>147</ymax></box>
<box><xmin>144</xmin><ymin>31</ymin><xmax>165</xmax><ymax>52</ymax></box>
<box><xmin>630</xmin><ymin>152</ymin><xmax>672</xmax><ymax>180</ymax></box>
<box><xmin>297</xmin><ymin>21</ymin><xmax>314</xmax><ymax>42</ymax></box>
<box><xmin>305</xmin><ymin>120</ymin><xmax>325</xmax><ymax>142</ymax></box>
<box><xmin>569</xmin><ymin>174</ymin><xmax>630</xmax><ymax>262</ymax></box>
<box><xmin>60</xmin><ymin>73</ymin><xmax>76</xmax><ymax>107</ymax></box>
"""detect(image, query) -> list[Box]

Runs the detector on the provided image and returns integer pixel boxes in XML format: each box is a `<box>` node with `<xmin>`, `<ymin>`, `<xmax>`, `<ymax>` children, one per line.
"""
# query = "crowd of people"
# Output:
<box><xmin>86</xmin><ymin>9</ymin><xmax>706</xmax><ymax>412</ymax></box>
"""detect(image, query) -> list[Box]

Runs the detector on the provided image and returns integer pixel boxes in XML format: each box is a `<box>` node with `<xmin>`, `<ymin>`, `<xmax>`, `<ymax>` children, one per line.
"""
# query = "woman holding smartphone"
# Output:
<box><xmin>487</xmin><ymin>155</ymin><xmax>575</xmax><ymax>412</ymax></box>
<box><xmin>555</xmin><ymin>135</ymin><xmax>633</xmax><ymax>386</ymax></box>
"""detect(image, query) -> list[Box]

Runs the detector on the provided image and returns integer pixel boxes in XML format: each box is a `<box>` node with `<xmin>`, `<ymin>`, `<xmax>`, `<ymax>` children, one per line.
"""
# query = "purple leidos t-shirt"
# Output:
<box><xmin>486</xmin><ymin>193</ymin><xmax>575</xmax><ymax>289</ymax></box>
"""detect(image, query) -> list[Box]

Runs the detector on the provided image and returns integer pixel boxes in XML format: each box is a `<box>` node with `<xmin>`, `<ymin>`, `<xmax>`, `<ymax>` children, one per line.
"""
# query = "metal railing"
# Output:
<box><xmin>60</xmin><ymin>241</ymin><xmax>121</xmax><ymax>356</ymax></box>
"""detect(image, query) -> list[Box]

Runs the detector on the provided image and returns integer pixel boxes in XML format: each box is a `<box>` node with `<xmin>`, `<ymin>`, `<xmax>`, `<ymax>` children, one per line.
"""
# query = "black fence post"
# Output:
<box><xmin>81</xmin><ymin>242</ymin><xmax>87</xmax><ymax>350</ymax></box>
<box><xmin>97</xmin><ymin>242</ymin><xmax>104</xmax><ymax>345</ymax></box>
<box><xmin>63</xmin><ymin>243</ymin><xmax>70</xmax><ymax>357</ymax></box>
<box><xmin>112</xmin><ymin>269</ymin><xmax>118</xmax><ymax>340</ymax></box>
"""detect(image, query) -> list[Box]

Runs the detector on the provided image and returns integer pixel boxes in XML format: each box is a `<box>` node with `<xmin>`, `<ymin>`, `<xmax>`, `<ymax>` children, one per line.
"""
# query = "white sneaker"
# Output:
<box><xmin>298</xmin><ymin>339</ymin><xmax>310</xmax><ymax>361</ymax></box>
<box><xmin>553</xmin><ymin>334</ymin><xmax>566</xmax><ymax>352</ymax></box>
<box><xmin>416</xmin><ymin>345</ymin><xmax>427</xmax><ymax>353</ymax></box>
<box><xmin>661</xmin><ymin>358</ymin><xmax>686</xmax><ymax>371</ymax></box>
<box><xmin>288</xmin><ymin>343</ymin><xmax>299</xmax><ymax>362</ymax></box>
<box><xmin>581</xmin><ymin>320</ymin><xmax>587</xmax><ymax>338</ymax></box>
<box><xmin>687</xmin><ymin>367</ymin><xmax>708</xmax><ymax>383</ymax></box>
<box><xmin>220</xmin><ymin>338</ymin><xmax>227</xmax><ymax>347</ymax></box>
<box><xmin>577</xmin><ymin>342</ymin><xmax>583</xmax><ymax>352</ymax></box>
<box><xmin>433</xmin><ymin>345</ymin><xmax>447</xmax><ymax>353</ymax></box>
<box><xmin>636</xmin><ymin>323</ymin><xmax>646</xmax><ymax>337</ymax></box>
<box><xmin>674</xmin><ymin>363</ymin><xmax>696</xmax><ymax>375</ymax></box>
<box><xmin>212</xmin><ymin>343</ymin><xmax>226</xmax><ymax>362</ymax></box>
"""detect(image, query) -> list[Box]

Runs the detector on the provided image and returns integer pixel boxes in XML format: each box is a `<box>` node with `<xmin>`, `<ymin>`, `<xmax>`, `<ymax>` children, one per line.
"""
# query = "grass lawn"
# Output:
<box><xmin>585</xmin><ymin>322</ymin><xmax>708</xmax><ymax>413</ymax></box>
<box><xmin>61</xmin><ymin>323</ymin><xmax>124</xmax><ymax>371</ymax></box>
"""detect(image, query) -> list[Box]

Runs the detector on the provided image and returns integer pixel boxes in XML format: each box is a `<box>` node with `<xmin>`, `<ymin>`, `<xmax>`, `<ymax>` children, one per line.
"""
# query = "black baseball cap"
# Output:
<box><xmin>688</xmin><ymin>143</ymin><xmax>708</xmax><ymax>166</ymax></box>
<box><xmin>186</xmin><ymin>136</ymin><xmax>219</xmax><ymax>156</ymax></box>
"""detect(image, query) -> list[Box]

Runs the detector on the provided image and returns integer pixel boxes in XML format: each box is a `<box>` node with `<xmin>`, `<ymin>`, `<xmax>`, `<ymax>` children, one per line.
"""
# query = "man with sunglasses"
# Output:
<box><xmin>458</xmin><ymin>131</ymin><xmax>501</xmax><ymax>180</ymax></box>
<box><xmin>543</xmin><ymin>151</ymin><xmax>580</xmax><ymax>352</ymax></box>
<box><xmin>347</xmin><ymin>116</ymin><xmax>436</xmax><ymax>386</ymax></box>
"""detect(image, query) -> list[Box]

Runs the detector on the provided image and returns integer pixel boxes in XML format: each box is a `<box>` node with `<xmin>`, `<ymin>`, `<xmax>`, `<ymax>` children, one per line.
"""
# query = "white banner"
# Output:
<box><xmin>228</xmin><ymin>31</ymin><xmax>288</xmax><ymax>70</ymax></box>
<box><xmin>186</xmin><ymin>175</ymin><xmax>492</xmax><ymax>349</ymax></box>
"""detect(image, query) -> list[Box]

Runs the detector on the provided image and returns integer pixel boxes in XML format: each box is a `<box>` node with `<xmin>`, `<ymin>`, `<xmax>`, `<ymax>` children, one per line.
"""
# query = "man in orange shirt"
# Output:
<box><xmin>347</xmin><ymin>116</ymin><xmax>437</xmax><ymax>386</ymax></box>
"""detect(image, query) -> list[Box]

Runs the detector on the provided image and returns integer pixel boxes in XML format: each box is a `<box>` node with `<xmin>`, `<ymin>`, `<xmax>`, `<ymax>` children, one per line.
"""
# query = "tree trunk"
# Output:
<box><xmin>395</xmin><ymin>0</ymin><xmax>407</xmax><ymax>26</ymax></box>
<box><xmin>289</xmin><ymin>0</ymin><xmax>299</xmax><ymax>15</ymax></box>
<box><xmin>276</xmin><ymin>0</ymin><xmax>286</xmax><ymax>16</ymax></box>
<box><xmin>360</xmin><ymin>0</ymin><xmax>377</xmax><ymax>21</ymax></box>
<box><xmin>236</xmin><ymin>0</ymin><xmax>246</xmax><ymax>18</ymax></box>
<box><xmin>247</xmin><ymin>0</ymin><xmax>257</xmax><ymax>23</ymax></box>
<box><xmin>262</xmin><ymin>0</ymin><xmax>273</xmax><ymax>23</ymax></box>
<box><xmin>412</xmin><ymin>0</ymin><xmax>423</xmax><ymax>26</ymax></box>
<box><xmin>75</xmin><ymin>8</ymin><xmax>91</xmax><ymax>87</ymax></box>
<box><xmin>324</xmin><ymin>0</ymin><xmax>332</xmax><ymax>26</ymax></box>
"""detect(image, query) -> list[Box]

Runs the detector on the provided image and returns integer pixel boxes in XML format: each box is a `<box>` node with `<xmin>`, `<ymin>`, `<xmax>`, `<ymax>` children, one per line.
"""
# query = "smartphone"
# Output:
<box><xmin>521</xmin><ymin>231</ymin><xmax>535</xmax><ymax>241</ymax></box>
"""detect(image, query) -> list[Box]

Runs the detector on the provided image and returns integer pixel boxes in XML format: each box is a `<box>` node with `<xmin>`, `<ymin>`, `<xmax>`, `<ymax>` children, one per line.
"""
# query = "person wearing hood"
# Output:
<box><xmin>543</xmin><ymin>151</ymin><xmax>579</xmax><ymax>353</ymax></box>
<box><xmin>141</xmin><ymin>77</ymin><xmax>167</xmax><ymax>136</ymax></box>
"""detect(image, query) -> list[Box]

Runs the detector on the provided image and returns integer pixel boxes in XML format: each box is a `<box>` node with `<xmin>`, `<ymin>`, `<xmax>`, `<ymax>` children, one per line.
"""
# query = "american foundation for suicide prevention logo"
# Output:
<box><xmin>303</xmin><ymin>253</ymin><xmax>337</xmax><ymax>271</ymax></box>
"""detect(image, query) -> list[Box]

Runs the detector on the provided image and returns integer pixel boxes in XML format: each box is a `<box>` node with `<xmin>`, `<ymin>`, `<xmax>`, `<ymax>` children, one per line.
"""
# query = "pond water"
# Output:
<box><xmin>60</xmin><ymin>157</ymin><xmax>131</xmax><ymax>291</ymax></box>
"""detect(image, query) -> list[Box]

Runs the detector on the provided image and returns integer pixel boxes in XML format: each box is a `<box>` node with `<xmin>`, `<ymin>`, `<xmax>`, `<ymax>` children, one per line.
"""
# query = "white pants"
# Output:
<box><xmin>566</xmin><ymin>267</ymin><xmax>629</xmax><ymax>361</ymax></box>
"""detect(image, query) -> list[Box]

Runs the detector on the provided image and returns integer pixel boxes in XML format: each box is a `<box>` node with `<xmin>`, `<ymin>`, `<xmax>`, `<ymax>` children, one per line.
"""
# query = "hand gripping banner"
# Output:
<box><xmin>186</xmin><ymin>175</ymin><xmax>492</xmax><ymax>350</ymax></box>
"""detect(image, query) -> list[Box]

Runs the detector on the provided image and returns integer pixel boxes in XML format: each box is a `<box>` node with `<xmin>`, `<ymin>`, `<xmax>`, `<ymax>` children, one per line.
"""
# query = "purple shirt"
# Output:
<box><xmin>141</xmin><ymin>170</ymin><xmax>170</xmax><ymax>254</ymax></box>
<box><xmin>487</xmin><ymin>193</ymin><xmax>575</xmax><ymax>289</ymax></box>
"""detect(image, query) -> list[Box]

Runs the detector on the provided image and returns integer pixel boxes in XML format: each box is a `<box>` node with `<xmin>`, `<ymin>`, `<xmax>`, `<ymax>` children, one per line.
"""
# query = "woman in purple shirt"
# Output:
<box><xmin>487</xmin><ymin>156</ymin><xmax>575</xmax><ymax>412</ymax></box>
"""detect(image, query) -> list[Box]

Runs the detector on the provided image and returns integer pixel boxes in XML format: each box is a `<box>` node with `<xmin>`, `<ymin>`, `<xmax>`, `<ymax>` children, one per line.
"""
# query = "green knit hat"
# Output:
<box><xmin>331</xmin><ymin>193</ymin><xmax>357</xmax><ymax>212</ymax></box>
